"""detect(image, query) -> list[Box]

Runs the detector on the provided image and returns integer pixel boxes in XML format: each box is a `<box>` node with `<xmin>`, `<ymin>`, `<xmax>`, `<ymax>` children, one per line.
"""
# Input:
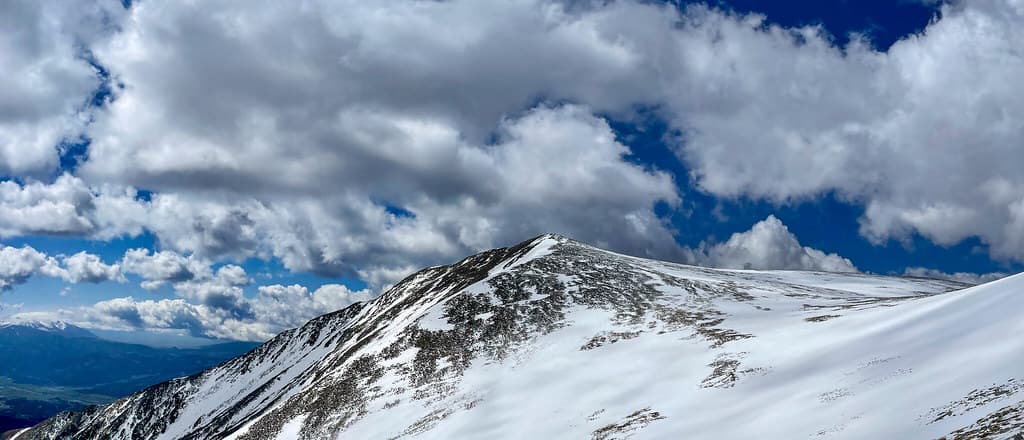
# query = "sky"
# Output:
<box><xmin>1</xmin><ymin>0</ymin><xmax>1022</xmax><ymax>342</ymax></box>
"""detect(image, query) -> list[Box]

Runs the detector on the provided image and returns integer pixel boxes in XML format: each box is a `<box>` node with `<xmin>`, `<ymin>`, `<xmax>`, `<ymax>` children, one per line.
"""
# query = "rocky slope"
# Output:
<box><xmin>13</xmin><ymin>234</ymin><xmax>1024</xmax><ymax>439</ymax></box>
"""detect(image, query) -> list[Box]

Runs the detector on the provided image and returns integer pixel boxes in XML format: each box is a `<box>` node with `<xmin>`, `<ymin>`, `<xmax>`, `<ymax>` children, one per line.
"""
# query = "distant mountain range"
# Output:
<box><xmin>0</xmin><ymin>321</ymin><xmax>96</xmax><ymax>339</ymax></box>
<box><xmin>0</xmin><ymin>320</ymin><xmax>258</xmax><ymax>433</ymax></box>
<box><xmin>13</xmin><ymin>234</ymin><xmax>1024</xmax><ymax>439</ymax></box>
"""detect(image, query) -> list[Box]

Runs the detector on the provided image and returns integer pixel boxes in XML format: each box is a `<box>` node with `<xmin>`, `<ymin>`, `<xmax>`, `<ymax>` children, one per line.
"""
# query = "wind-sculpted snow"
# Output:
<box><xmin>18</xmin><ymin>235</ymin><xmax>1024</xmax><ymax>439</ymax></box>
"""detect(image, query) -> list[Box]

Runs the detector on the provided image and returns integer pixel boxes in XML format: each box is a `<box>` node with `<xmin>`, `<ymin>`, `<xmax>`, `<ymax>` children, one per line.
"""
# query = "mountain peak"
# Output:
<box><xmin>530</xmin><ymin>232</ymin><xmax>579</xmax><ymax>246</ymax></box>
<box><xmin>17</xmin><ymin>237</ymin><xmax>1023</xmax><ymax>439</ymax></box>
<box><xmin>0</xmin><ymin>319</ymin><xmax>96</xmax><ymax>338</ymax></box>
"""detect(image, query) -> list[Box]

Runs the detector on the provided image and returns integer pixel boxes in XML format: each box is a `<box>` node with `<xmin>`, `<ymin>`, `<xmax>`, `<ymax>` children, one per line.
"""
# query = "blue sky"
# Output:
<box><xmin>613</xmin><ymin>109</ymin><xmax>1011</xmax><ymax>277</ymax></box>
<box><xmin>1</xmin><ymin>0</ymin><xmax>1022</xmax><ymax>341</ymax></box>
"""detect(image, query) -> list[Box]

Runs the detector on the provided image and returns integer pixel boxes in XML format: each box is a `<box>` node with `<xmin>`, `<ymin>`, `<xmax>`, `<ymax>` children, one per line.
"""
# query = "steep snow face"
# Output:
<box><xmin>18</xmin><ymin>235</ymin><xmax>1024</xmax><ymax>439</ymax></box>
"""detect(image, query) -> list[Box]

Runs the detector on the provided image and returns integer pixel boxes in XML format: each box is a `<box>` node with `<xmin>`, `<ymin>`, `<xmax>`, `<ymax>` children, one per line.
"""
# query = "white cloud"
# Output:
<box><xmin>17</xmin><ymin>282</ymin><xmax>373</xmax><ymax>341</ymax></box>
<box><xmin>0</xmin><ymin>244</ymin><xmax>123</xmax><ymax>289</ymax></box>
<box><xmin>0</xmin><ymin>175</ymin><xmax>98</xmax><ymax>237</ymax></box>
<box><xmin>6</xmin><ymin>1</ymin><xmax>1024</xmax><ymax>268</ymax></box>
<box><xmin>79</xmin><ymin>0</ymin><xmax>658</xmax><ymax>192</ymax></box>
<box><xmin>251</xmin><ymin>284</ymin><xmax>372</xmax><ymax>331</ymax></box>
<box><xmin>0</xmin><ymin>105</ymin><xmax>681</xmax><ymax>289</ymax></box>
<box><xmin>63</xmin><ymin>0</ymin><xmax>1024</xmax><ymax>268</ymax></box>
<box><xmin>120</xmin><ymin>248</ymin><xmax>254</xmax><ymax>312</ymax></box>
<box><xmin>215</xmin><ymin>264</ymin><xmax>250</xmax><ymax>287</ymax></box>
<box><xmin>0</xmin><ymin>239</ymin><xmax>365</xmax><ymax>339</ymax></box>
<box><xmin>0</xmin><ymin>1</ymin><xmax>124</xmax><ymax>177</ymax></box>
<box><xmin>0</xmin><ymin>245</ymin><xmax>63</xmax><ymax>290</ymax></box>
<box><xmin>66</xmin><ymin>0</ymin><xmax>684</xmax><ymax>284</ymax></box>
<box><xmin>0</xmin><ymin>174</ymin><xmax>147</xmax><ymax>239</ymax></box>
<box><xmin>61</xmin><ymin>251</ymin><xmax>123</xmax><ymax>283</ymax></box>
<box><xmin>170</xmin><ymin>264</ymin><xmax>250</xmax><ymax>312</ymax></box>
<box><xmin>689</xmin><ymin>216</ymin><xmax>858</xmax><ymax>272</ymax></box>
<box><xmin>121</xmin><ymin>247</ymin><xmax>207</xmax><ymax>288</ymax></box>
<box><xmin>652</xmin><ymin>1</ymin><xmax>1024</xmax><ymax>264</ymax></box>
<box><xmin>4</xmin><ymin>0</ymin><xmax>1024</xmax><ymax>338</ymax></box>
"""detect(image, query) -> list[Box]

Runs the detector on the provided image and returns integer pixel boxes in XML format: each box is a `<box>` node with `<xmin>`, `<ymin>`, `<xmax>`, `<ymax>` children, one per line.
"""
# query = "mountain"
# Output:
<box><xmin>0</xmin><ymin>321</ymin><xmax>97</xmax><ymax>340</ymax></box>
<box><xmin>12</xmin><ymin>234</ymin><xmax>1024</xmax><ymax>439</ymax></box>
<box><xmin>0</xmin><ymin>321</ymin><xmax>258</xmax><ymax>434</ymax></box>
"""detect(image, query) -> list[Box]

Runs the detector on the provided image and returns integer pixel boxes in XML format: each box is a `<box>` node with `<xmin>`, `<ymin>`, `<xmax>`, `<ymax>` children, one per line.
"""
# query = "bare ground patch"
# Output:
<box><xmin>591</xmin><ymin>407</ymin><xmax>665</xmax><ymax>440</ymax></box>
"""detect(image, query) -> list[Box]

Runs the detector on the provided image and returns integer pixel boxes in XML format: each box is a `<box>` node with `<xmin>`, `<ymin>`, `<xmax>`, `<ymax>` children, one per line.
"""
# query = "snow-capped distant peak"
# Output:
<box><xmin>4</xmin><ymin>319</ymin><xmax>67</xmax><ymax>331</ymax></box>
<box><xmin>0</xmin><ymin>319</ymin><xmax>96</xmax><ymax>338</ymax></box>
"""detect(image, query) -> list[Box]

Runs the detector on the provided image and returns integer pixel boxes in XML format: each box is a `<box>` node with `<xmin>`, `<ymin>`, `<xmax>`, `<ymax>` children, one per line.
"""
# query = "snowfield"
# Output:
<box><xmin>16</xmin><ymin>235</ymin><xmax>1024</xmax><ymax>439</ymax></box>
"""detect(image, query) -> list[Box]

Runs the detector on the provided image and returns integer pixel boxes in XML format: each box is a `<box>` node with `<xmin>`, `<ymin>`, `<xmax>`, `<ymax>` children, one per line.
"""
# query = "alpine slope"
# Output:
<box><xmin>15</xmin><ymin>234</ymin><xmax>1024</xmax><ymax>439</ymax></box>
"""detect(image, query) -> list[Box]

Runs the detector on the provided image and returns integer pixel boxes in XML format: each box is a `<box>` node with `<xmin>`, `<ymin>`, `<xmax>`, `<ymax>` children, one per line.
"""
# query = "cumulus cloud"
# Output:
<box><xmin>9</xmin><ymin>0</ymin><xmax>1023</xmax><ymax>270</ymax></box>
<box><xmin>171</xmin><ymin>264</ymin><xmax>250</xmax><ymax>312</ymax></box>
<box><xmin>0</xmin><ymin>244</ymin><xmax>351</xmax><ymax>340</ymax></box>
<box><xmin>5</xmin><ymin>0</ymin><xmax>1024</xmax><ymax>338</ymax></box>
<box><xmin>121</xmin><ymin>248</ymin><xmax>207</xmax><ymax>289</ymax></box>
<box><xmin>654</xmin><ymin>1</ymin><xmax>1024</xmax><ymax>264</ymax></box>
<box><xmin>0</xmin><ymin>245</ymin><xmax>122</xmax><ymax>289</ymax></box>
<box><xmin>0</xmin><ymin>175</ymin><xmax>98</xmax><ymax>237</ymax></box>
<box><xmin>80</xmin><ymin>0</ymin><xmax>658</xmax><ymax>191</ymax></box>
<box><xmin>119</xmin><ymin>248</ymin><xmax>256</xmax><ymax>313</ymax></box>
<box><xmin>0</xmin><ymin>246</ymin><xmax>63</xmax><ymax>290</ymax></box>
<box><xmin>57</xmin><ymin>0</ymin><xmax>1024</xmax><ymax>270</ymax></box>
<box><xmin>0</xmin><ymin>174</ymin><xmax>147</xmax><ymax>239</ymax></box>
<box><xmin>17</xmin><ymin>283</ymin><xmax>373</xmax><ymax>341</ymax></box>
<box><xmin>903</xmin><ymin>267</ymin><xmax>1009</xmax><ymax>285</ymax></box>
<box><xmin>70</xmin><ymin>0</ymin><xmax>686</xmax><ymax>283</ymax></box>
<box><xmin>689</xmin><ymin>216</ymin><xmax>858</xmax><ymax>272</ymax></box>
<box><xmin>0</xmin><ymin>0</ymin><xmax>124</xmax><ymax>177</ymax></box>
<box><xmin>251</xmin><ymin>284</ymin><xmax>373</xmax><ymax>331</ymax></box>
<box><xmin>61</xmin><ymin>251</ymin><xmax>123</xmax><ymax>283</ymax></box>
<box><xmin>0</xmin><ymin>105</ymin><xmax>680</xmax><ymax>288</ymax></box>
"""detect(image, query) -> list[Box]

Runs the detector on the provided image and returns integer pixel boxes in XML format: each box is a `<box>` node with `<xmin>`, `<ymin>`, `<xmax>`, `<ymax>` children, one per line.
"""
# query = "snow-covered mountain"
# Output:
<box><xmin>0</xmin><ymin>320</ymin><xmax>97</xmax><ymax>339</ymax></box>
<box><xmin>11</xmin><ymin>234</ymin><xmax>1024</xmax><ymax>439</ymax></box>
